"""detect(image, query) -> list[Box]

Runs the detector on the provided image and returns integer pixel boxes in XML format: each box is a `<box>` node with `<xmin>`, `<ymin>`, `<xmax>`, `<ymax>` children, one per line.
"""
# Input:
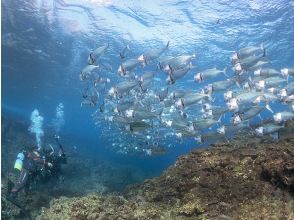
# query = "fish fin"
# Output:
<box><xmin>248</xmin><ymin>76</ymin><xmax>252</xmax><ymax>82</ymax></box>
<box><xmin>119</xmin><ymin>53</ymin><xmax>125</xmax><ymax>59</ymax></box>
<box><xmin>156</xmin><ymin>63</ymin><xmax>161</xmax><ymax>71</ymax></box>
<box><xmin>235</xmin><ymin>80</ymin><xmax>241</xmax><ymax>88</ymax></box>
<box><xmin>166</xmin><ymin>41</ymin><xmax>170</xmax><ymax>49</ymax></box>
<box><xmin>261</xmin><ymin>43</ymin><xmax>266</xmax><ymax>57</ymax></box>
<box><xmin>223</xmin><ymin>67</ymin><xmax>228</xmax><ymax>77</ymax></box>
<box><xmin>265</xmin><ymin>104</ymin><xmax>273</xmax><ymax>113</ymax></box>
<box><xmin>168</xmin><ymin>64</ymin><xmax>173</xmax><ymax>74</ymax></box>
<box><xmin>217</xmin><ymin>115</ymin><xmax>222</xmax><ymax>123</ymax></box>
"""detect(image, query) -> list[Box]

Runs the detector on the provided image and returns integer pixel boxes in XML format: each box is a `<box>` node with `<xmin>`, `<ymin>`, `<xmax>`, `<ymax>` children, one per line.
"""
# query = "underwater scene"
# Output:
<box><xmin>1</xmin><ymin>0</ymin><xmax>294</xmax><ymax>219</ymax></box>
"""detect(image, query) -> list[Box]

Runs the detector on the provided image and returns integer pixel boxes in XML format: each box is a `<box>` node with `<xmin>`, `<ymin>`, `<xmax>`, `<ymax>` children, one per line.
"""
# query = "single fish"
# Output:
<box><xmin>254</xmin><ymin>68</ymin><xmax>280</xmax><ymax>78</ymax></box>
<box><xmin>176</xmin><ymin>92</ymin><xmax>210</xmax><ymax>108</ymax></box>
<box><xmin>157</xmin><ymin>55</ymin><xmax>175</xmax><ymax>70</ymax></box>
<box><xmin>118</xmin><ymin>58</ymin><xmax>144</xmax><ymax>76</ymax></box>
<box><xmin>80</xmin><ymin>65</ymin><xmax>99</xmax><ymax>80</ymax></box>
<box><xmin>237</xmin><ymin>44</ymin><xmax>265</xmax><ymax>59</ymax></box>
<box><xmin>166</xmin><ymin>63</ymin><xmax>192</xmax><ymax>84</ymax></box>
<box><xmin>194</xmin><ymin>67</ymin><xmax>227</xmax><ymax>83</ymax></box>
<box><xmin>125</xmin><ymin>121</ymin><xmax>152</xmax><ymax>133</ymax></box>
<box><xmin>195</xmin><ymin>132</ymin><xmax>227</xmax><ymax>144</ymax></box>
<box><xmin>138</xmin><ymin>41</ymin><xmax>170</xmax><ymax>64</ymax></box>
<box><xmin>108</xmin><ymin>80</ymin><xmax>139</xmax><ymax>98</ymax></box>
<box><xmin>255</xmin><ymin>123</ymin><xmax>284</xmax><ymax>136</ymax></box>
<box><xmin>140</xmin><ymin>71</ymin><xmax>156</xmax><ymax>82</ymax></box>
<box><xmin>192</xmin><ymin>118</ymin><xmax>220</xmax><ymax>130</ymax></box>
<box><xmin>232</xmin><ymin>106</ymin><xmax>269</xmax><ymax>125</ymax></box>
<box><xmin>205</xmin><ymin>78</ymin><xmax>237</xmax><ymax>93</ymax></box>
<box><xmin>166</xmin><ymin>54</ymin><xmax>196</xmax><ymax>72</ymax></box>
<box><xmin>126</xmin><ymin>109</ymin><xmax>161</xmax><ymax>120</ymax></box>
<box><xmin>273</xmin><ymin>111</ymin><xmax>294</xmax><ymax>122</ymax></box>
<box><xmin>247</xmin><ymin>60</ymin><xmax>270</xmax><ymax>71</ymax></box>
<box><xmin>120</xmin><ymin>44</ymin><xmax>130</xmax><ymax>59</ymax></box>
<box><xmin>88</xmin><ymin>43</ymin><xmax>109</xmax><ymax>65</ymax></box>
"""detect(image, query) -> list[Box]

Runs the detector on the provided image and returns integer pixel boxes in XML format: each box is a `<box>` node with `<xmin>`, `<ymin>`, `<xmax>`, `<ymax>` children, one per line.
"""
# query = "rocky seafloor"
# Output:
<box><xmin>36</xmin><ymin>137</ymin><xmax>294</xmax><ymax>220</ymax></box>
<box><xmin>2</xmin><ymin>116</ymin><xmax>294</xmax><ymax>219</ymax></box>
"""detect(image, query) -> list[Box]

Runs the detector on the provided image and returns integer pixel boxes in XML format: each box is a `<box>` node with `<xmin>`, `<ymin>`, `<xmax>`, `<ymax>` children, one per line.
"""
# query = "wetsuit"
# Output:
<box><xmin>42</xmin><ymin>139</ymin><xmax>67</xmax><ymax>183</ymax></box>
<box><xmin>9</xmin><ymin>150</ymin><xmax>47</xmax><ymax>198</ymax></box>
<box><xmin>45</xmin><ymin>150</ymin><xmax>67</xmax><ymax>181</ymax></box>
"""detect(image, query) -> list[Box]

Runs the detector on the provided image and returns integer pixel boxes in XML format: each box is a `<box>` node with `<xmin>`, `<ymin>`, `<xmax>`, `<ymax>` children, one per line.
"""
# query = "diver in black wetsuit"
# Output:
<box><xmin>7</xmin><ymin>145</ymin><xmax>53</xmax><ymax>200</ymax></box>
<box><xmin>41</xmin><ymin>135</ymin><xmax>67</xmax><ymax>184</ymax></box>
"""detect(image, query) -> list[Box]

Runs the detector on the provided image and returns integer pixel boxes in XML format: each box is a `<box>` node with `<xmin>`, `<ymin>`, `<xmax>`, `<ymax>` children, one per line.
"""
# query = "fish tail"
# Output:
<box><xmin>166</xmin><ymin>41</ymin><xmax>170</xmax><ymax>49</ymax></box>
<box><xmin>168</xmin><ymin>64</ymin><xmax>173</xmax><ymax>74</ymax></box>
<box><xmin>261</xmin><ymin>43</ymin><xmax>266</xmax><ymax>57</ymax></box>
<box><xmin>217</xmin><ymin>115</ymin><xmax>222</xmax><ymax>123</ymax></box>
<box><xmin>234</xmin><ymin>77</ymin><xmax>241</xmax><ymax>88</ymax></box>
<box><xmin>119</xmin><ymin>53</ymin><xmax>125</xmax><ymax>59</ymax></box>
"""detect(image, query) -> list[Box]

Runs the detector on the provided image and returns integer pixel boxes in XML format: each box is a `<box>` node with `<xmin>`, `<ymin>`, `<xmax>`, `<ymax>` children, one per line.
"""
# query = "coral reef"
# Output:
<box><xmin>36</xmin><ymin>136</ymin><xmax>294</xmax><ymax>220</ymax></box>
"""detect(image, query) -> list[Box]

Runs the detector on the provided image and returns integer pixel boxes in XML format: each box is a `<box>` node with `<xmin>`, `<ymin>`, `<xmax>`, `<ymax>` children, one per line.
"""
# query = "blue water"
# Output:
<box><xmin>2</xmin><ymin>0</ymin><xmax>294</xmax><ymax>180</ymax></box>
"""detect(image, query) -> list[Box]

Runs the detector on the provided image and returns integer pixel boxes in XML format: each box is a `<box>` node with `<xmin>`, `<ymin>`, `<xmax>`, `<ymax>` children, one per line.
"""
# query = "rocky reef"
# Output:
<box><xmin>35</xmin><ymin>134</ymin><xmax>294</xmax><ymax>220</ymax></box>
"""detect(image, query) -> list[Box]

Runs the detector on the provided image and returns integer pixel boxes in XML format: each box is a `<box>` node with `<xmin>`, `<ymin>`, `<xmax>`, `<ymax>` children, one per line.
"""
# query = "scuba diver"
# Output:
<box><xmin>41</xmin><ymin>135</ymin><xmax>67</xmax><ymax>184</ymax></box>
<box><xmin>7</xmin><ymin>145</ymin><xmax>53</xmax><ymax>203</ymax></box>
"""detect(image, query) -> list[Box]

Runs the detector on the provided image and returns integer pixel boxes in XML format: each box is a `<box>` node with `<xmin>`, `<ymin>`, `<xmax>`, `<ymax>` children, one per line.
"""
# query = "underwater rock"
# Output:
<box><xmin>36</xmin><ymin>135</ymin><xmax>294</xmax><ymax>220</ymax></box>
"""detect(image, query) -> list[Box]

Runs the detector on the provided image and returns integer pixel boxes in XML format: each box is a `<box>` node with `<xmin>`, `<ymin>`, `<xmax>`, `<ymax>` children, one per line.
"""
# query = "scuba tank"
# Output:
<box><xmin>14</xmin><ymin>152</ymin><xmax>25</xmax><ymax>171</ymax></box>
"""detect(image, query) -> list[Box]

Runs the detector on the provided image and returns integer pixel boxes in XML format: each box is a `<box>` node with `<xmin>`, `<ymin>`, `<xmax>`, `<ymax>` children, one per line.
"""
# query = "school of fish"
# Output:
<box><xmin>79</xmin><ymin>42</ymin><xmax>294</xmax><ymax>156</ymax></box>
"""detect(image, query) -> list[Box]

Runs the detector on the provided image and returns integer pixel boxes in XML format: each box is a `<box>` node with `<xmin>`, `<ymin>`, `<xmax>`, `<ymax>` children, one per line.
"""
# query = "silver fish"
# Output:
<box><xmin>176</xmin><ymin>92</ymin><xmax>210</xmax><ymax>108</ymax></box>
<box><xmin>157</xmin><ymin>55</ymin><xmax>175</xmax><ymax>70</ymax></box>
<box><xmin>108</xmin><ymin>81</ymin><xmax>139</xmax><ymax>98</ymax></box>
<box><xmin>205</xmin><ymin>78</ymin><xmax>237</xmax><ymax>93</ymax></box>
<box><xmin>166</xmin><ymin>54</ymin><xmax>196</xmax><ymax>72</ymax></box>
<box><xmin>237</xmin><ymin>44</ymin><xmax>265</xmax><ymax>59</ymax></box>
<box><xmin>140</xmin><ymin>71</ymin><xmax>156</xmax><ymax>82</ymax></box>
<box><xmin>125</xmin><ymin>121</ymin><xmax>152</xmax><ymax>133</ymax></box>
<box><xmin>80</xmin><ymin>65</ymin><xmax>99</xmax><ymax>80</ymax></box>
<box><xmin>247</xmin><ymin>60</ymin><xmax>270</xmax><ymax>71</ymax></box>
<box><xmin>254</xmin><ymin>68</ymin><xmax>280</xmax><ymax>78</ymax></box>
<box><xmin>88</xmin><ymin>43</ymin><xmax>109</xmax><ymax>65</ymax></box>
<box><xmin>118</xmin><ymin>58</ymin><xmax>144</xmax><ymax>76</ymax></box>
<box><xmin>255</xmin><ymin>124</ymin><xmax>284</xmax><ymax>136</ymax></box>
<box><xmin>192</xmin><ymin>118</ymin><xmax>220</xmax><ymax>130</ymax></box>
<box><xmin>120</xmin><ymin>44</ymin><xmax>130</xmax><ymax>59</ymax></box>
<box><xmin>232</xmin><ymin>106</ymin><xmax>268</xmax><ymax>125</ymax></box>
<box><xmin>194</xmin><ymin>67</ymin><xmax>227</xmax><ymax>83</ymax></box>
<box><xmin>195</xmin><ymin>132</ymin><xmax>227</xmax><ymax>144</ymax></box>
<box><xmin>253</xmin><ymin>76</ymin><xmax>286</xmax><ymax>90</ymax></box>
<box><xmin>138</xmin><ymin>41</ymin><xmax>169</xmax><ymax>64</ymax></box>
<box><xmin>126</xmin><ymin>109</ymin><xmax>161</xmax><ymax>120</ymax></box>
<box><xmin>273</xmin><ymin>111</ymin><xmax>294</xmax><ymax>122</ymax></box>
<box><xmin>166</xmin><ymin>63</ymin><xmax>192</xmax><ymax>84</ymax></box>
